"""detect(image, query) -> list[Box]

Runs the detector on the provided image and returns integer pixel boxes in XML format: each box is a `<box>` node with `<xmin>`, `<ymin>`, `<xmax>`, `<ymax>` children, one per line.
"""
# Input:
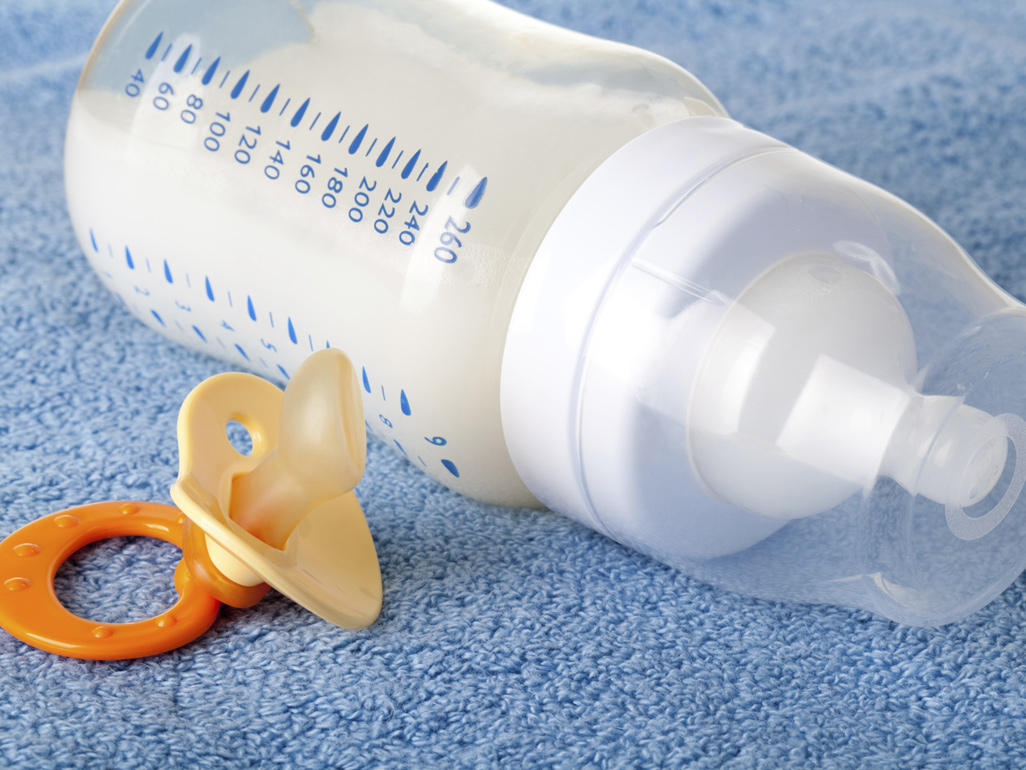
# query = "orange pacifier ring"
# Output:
<box><xmin>0</xmin><ymin>501</ymin><xmax>221</xmax><ymax>660</ymax></box>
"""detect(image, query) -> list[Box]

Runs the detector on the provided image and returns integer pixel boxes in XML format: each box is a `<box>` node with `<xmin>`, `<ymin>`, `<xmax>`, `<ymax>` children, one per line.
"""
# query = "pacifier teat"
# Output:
<box><xmin>0</xmin><ymin>348</ymin><xmax>381</xmax><ymax>660</ymax></box>
<box><xmin>229</xmin><ymin>349</ymin><xmax>366</xmax><ymax>549</ymax></box>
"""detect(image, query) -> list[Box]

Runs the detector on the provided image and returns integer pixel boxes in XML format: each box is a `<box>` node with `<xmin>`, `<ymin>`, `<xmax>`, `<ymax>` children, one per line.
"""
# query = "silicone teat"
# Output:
<box><xmin>689</xmin><ymin>253</ymin><xmax>1022</xmax><ymax>534</ymax></box>
<box><xmin>171</xmin><ymin>348</ymin><xmax>382</xmax><ymax>630</ymax></box>
<box><xmin>229</xmin><ymin>350</ymin><xmax>366</xmax><ymax>548</ymax></box>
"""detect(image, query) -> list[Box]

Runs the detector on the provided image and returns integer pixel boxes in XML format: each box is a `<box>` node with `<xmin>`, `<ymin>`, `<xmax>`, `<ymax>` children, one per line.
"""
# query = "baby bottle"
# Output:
<box><xmin>65</xmin><ymin>0</ymin><xmax>1026</xmax><ymax>625</ymax></box>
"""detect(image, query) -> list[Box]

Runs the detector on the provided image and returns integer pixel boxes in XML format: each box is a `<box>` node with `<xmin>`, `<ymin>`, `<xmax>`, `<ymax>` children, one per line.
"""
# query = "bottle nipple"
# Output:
<box><xmin>228</xmin><ymin>349</ymin><xmax>367</xmax><ymax>548</ymax></box>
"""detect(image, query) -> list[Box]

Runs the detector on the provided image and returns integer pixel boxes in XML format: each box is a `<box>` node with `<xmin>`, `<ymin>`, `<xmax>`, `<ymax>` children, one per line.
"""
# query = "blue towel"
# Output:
<box><xmin>3</xmin><ymin>0</ymin><xmax>1026</xmax><ymax>766</ymax></box>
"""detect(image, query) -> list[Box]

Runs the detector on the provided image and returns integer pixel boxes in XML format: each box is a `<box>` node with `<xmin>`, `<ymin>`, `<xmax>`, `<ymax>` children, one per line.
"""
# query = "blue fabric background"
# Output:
<box><xmin>3</xmin><ymin>0</ymin><xmax>1026</xmax><ymax>766</ymax></box>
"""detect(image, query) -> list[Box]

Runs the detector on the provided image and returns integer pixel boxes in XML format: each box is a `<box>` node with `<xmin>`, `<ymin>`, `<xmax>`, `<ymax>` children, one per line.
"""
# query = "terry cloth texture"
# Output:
<box><xmin>3</xmin><ymin>1</ymin><xmax>1026</xmax><ymax>767</ymax></box>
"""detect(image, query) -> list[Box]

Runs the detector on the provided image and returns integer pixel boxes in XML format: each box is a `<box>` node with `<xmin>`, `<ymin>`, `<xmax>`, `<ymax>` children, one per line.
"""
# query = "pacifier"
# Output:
<box><xmin>0</xmin><ymin>349</ymin><xmax>381</xmax><ymax>659</ymax></box>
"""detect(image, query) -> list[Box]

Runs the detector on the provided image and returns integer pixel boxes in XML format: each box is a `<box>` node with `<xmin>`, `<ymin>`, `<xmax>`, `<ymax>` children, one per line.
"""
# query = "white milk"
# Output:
<box><xmin>65</xmin><ymin>0</ymin><xmax>723</xmax><ymax>505</ymax></box>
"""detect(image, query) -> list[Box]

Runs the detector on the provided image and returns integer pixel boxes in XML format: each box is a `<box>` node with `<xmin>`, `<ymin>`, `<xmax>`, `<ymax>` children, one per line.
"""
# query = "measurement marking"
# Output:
<box><xmin>391</xmin><ymin>150</ymin><xmax>404</xmax><ymax>169</ymax></box>
<box><xmin>287</xmin><ymin>318</ymin><xmax>298</xmax><ymax>344</ymax></box>
<box><xmin>260</xmin><ymin>84</ymin><xmax>279</xmax><ymax>113</ymax></box>
<box><xmin>337</xmin><ymin>124</ymin><xmax>351</xmax><ymax>143</ymax></box>
<box><xmin>348</xmin><ymin>124</ymin><xmax>368</xmax><ymax>154</ymax></box>
<box><xmin>361</xmin><ymin>367</ymin><xmax>371</xmax><ymax>392</ymax></box>
<box><xmin>205</xmin><ymin>277</ymin><xmax>215</xmax><ymax>301</ymax></box>
<box><xmin>248</xmin><ymin>83</ymin><xmax>261</xmax><ymax>102</ymax></box>
<box><xmin>401</xmin><ymin>390</ymin><xmax>411</xmax><ymax>416</ymax></box>
<box><xmin>321</xmin><ymin>112</ymin><xmax>340</xmax><ymax>142</ymax></box>
<box><xmin>163</xmin><ymin>260</ymin><xmax>173</xmax><ymax>283</ymax></box>
<box><xmin>193</xmin><ymin>325</ymin><xmax>207</xmax><ymax>342</ymax></box>
<box><xmin>219</xmin><ymin>70</ymin><xmax>231</xmax><ymax>89</ymax></box>
<box><xmin>246</xmin><ymin>296</ymin><xmax>256</xmax><ymax>321</ymax></box>
<box><xmin>441</xmin><ymin>459</ymin><xmax>460</xmax><ymax>478</ymax></box>
<box><xmin>376</xmin><ymin>137</ymin><xmax>395</xmax><ymax>167</ymax></box>
<box><xmin>426</xmin><ymin>161</ymin><xmax>447</xmax><ymax>192</ymax></box>
<box><xmin>230</xmin><ymin>70</ymin><xmax>250</xmax><ymax>99</ymax></box>
<box><xmin>145</xmin><ymin>32</ymin><xmax>163</xmax><ymax>60</ymax></box>
<box><xmin>308</xmin><ymin>112</ymin><xmax>322</xmax><ymax>131</ymax></box>
<box><xmin>190</xmin><ymin>57</ymin><xmax>203</xmax><ymax>76</ymax></box>
<box><xmin>381</xmin><ymin>386</ymin><xmax>386</xmax><ymax>401</ymax></box>
<box><xmin>151</xmin><ymin>310</ymin><xmax>165</xmax><ymax>327</ymax></box>
<box><xmin>290</xmin><ymin>97</ymin><xmax>310</xmax><ymax>128</ymax></box>
<box><xmin>161</xmin><ymin>43</ymin><xmax>172</xmax><ymax>62</ymax></box>
<box><xmin>401</xmin><ymin>150</ymin><xmax>421</xmax><ymax>179</ymax></box>
<box><xmin>277</xmin><ymin>364</ymin><xmax>290</xmax><ymax>380</ymax></box>
<box><xmin>364</xmin><ymin>137</ymin><xmax>378</xmax><ymax>157</ymax></box>
<box><xmin>185</xmin><ymin>273</ymin><xmax>191</xmax><ymax>288</ymax></box>
<box><xmin>217</xmin><ymin>338</ymin><xmax>226</xmax><ymax>348</ymax></box>
<box><xmin>394</xmin><ymin>440</ymin><xmax>407</xmax><ymax>456</ymax></box>
<box><xmin>418</xmin><ymin>456</ymin><xmax>426</xmax><ymax>467</ymax></box>
<box><xmin>89</xmin><ymin>229</ymin><xmax>98</xmax><ymax>251</ymax></box>
<box><xmin>173</xmin><ymin>44</ymin><xmax>192</xmax><ymax>74</ymax></box>
<box><xmin>145</xmin><ymin>258</ymin><xmax>152</xmax><ymax>273</ymax></box>
<box><xmin>447</xmin><ymin>176</ymin><xmax>461</xmax><ymax>195</ymax></box>
<box><xmin>278</xmin><ymin>97</ymin><xmax>292</xmax><ymax>116</ymax></box>
<box><xmin>268</xmin><ymin>311</ymin><xmax>274</xmax><ymax>328</ymax></box>
<box><xmin>235</xmin><ymin>344</ymin><xmax>249</xmax><ymax>360</ymax></box>
<box><xmin>416</xmin><ymin>163</ymin><xmax>429</xmax><ymax>182</ymax></box>
<box><xmin>201</xmin><ymin>57</ymin><xmax>221</xmax><ymax>86</ymax></box>
<box><xmin>227</xmin><ymin>291</ymin><xmax>233</xmax><ymax>308</ymax></box>
<box><xmin>307</xmin><ymin>334</ymin><xmax>314</xmax><ymax>352</ymax></box>
<box><xmin>259</xmin><ymin>357</ymin><xmax>270</xmax><ymax>370</ymax></box>
<box><xmin>466</xmin><ymin>177</ymin><xmax>488</xmax><ymax>209</ymax></box>
<box><xmin>174</xmin><ymin>320</ymin><xmax>184</xmax><ymax>332</ymax></box>
<box><xmin>107</xmin><ymin>244</ymin><xmax>114</xmax><ymax>258</ymax></box>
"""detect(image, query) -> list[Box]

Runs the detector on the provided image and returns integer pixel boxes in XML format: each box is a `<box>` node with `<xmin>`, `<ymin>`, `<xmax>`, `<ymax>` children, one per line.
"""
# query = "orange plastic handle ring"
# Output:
<box><xmin>0</xmin><ymin>501</ymin><xmax>221</xmax><ymax>660</ymax></box>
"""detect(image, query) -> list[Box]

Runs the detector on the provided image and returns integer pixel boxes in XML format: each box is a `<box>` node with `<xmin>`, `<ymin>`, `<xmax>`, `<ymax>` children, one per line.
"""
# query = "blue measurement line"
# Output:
<box><xmin>416</xmin><ymin>163</ymin><xmax>429</xmax><ymax>182</ymax></box>
<box><xmin>290</xmin><ymin>98</ymin><xmax>310</xmax><ymax>127</ymax></box>
<box><xmin>217</xmin><ymin>338</ymin><xmax>226</xmax><ymax>348</ymax></box>
<box><xmin>321</xmin><ymin>112</ymin><xmax>340</xmax><ymax>141</ymax></box>
<box><xmin>174</xmin><ymin>320</ymin><xmax>184</xmax><ymax>332</ymax></box>
<box><xmin>89</xmin><ymin>229</ymin><xmax>98</xmax><ymax>251</ymax></box>
<box><xmin>145</xmin><ymin>32</ymin><xmax>163</xmax><ymax>60</ymax></box>
<box><xmin>107</xmin><ymin>244</ymin><xmax>114</xmax><ymax>258</ymax></box>
<box><xmin>191</xmin><ymin>57</ymin><xmax>203</xmax><ymax>76</ymax></box>
<box><xmin>361</xmin><ymin>367</ymin><xmax>371</xmax><ymax>392</ymax></box>
<box><xmin>400</xmin><ymin>390</ymin><xmax>411</xmax><ymax>416</ymax></box>
<box><xmin>145</xmin><ymin>258</ymin><xmax>152</xmax><ymax>273</ymax></box>
<box><xmin>151</xmin><ymin>310</ymin><xmax>165</xmax><ymax>326</ymax></box>
<box><xmin>235</xmin><ymin>343</ymin><xmax>249</xmax><ymax>360</ymax></box>
<box><xmin>161</xmin><ymin>43</ymin><xmax>172</xmax><ymax>62</ymax></box>
<box><xmin>391</xmin><ymin>150</ymin><xmax>404</xmax><ymax>169</ymax></box>
<box><xmin>227</xmin><ymin>291</ymin><xmax>233</xmax><ymax>308</ymax></box>
<box><xmin>376</xmin><ymin>138</ymin><xmax>395</xmax><ymax>167</ymax></box>
<box><xmin>426</xmin><ymin>161</ymin><xmax>447</xmax><ymax>192</ymax></box>
<box><xmin>230</xmin><ymin>71</ymin><xmax>250</xmax><ymax>99</ymax></box>
<box><xmin>278</xmin><ymin>97</ymin><xmax>292</xmax><ymax>116</ymax></box>
<box><xmin>193</xmin><ymin>325</ymin><xmax>206</xmax><ymax>342</ymax></box>
<box><xmin>248</xmin><ymin>84</ymin><xmax>260</xmax><ymax>102</ymax></box>
<box><xmin>447</xmin><ymin>176</ymin><xmax>461</xmax><ymax>195</ymax></box>
<box><xmin>218</xmin><ymin>70</ymin><xmax>231</xmax><ymax>88</ymax></box>
<box><xmin>338</xmin><ymin>125</ymin><xmax>350</xmax><ymax>143</ymax></box>
<box><xmin>309</xmin><ymin>112</ymin><xmax>321</xmax><ymax>131</ymax></box>
<box><xmin>401</xmin><ymin>150</ymin><xmax>421</xmax><ymax>179</ymax></box>
<box><xmin>380</xmin><ymin>386</ymin><xmax>386</xmax><ymax>401</ymax></box>
<box><xmin>348</xmin><ymin>124</ymin><xmax>368</xmax><ymax>154</ymax></box>
<box><xmin>307</xmin><ymin>335</ymin><xmax>314</xmax><ymax>352</ymax></box>
<box><xmin>246</xmin><ymin>295</ymin><xmax>256</xmax><ymax>321</ymax></box>
<box><xmin>173</xmin><ymin>44</ymin><xmax>192</xmax><ymax>74</ymax></box>
<box><xmin>163</xmin><ymin>260</ymin><xmax>173</xmax><ymax>283</ymax></box>
<box><xmin>466</xmin><ymin>178</ymin><xmax>488</xmax><ymax>209</ymax></box>
<box><xmin>364</xmin><ymin>137</ymin><xmax>378</xmax><ymax>157</ymax></box>
<box><xmin>185</xmin><ymin>273</ymin><xmax>191</xmax><ymax>288</ymax></box>
<box><xmin>201</xmin><ymin>57</ymin><xmax>220</xmax><ymax>86</ymax></box>
<box><xmin>418</xmin><ymin>456</ymin><xmax>426</xmax><ymax>467</ymax></box>
<box><xmin>278</xmin><ymin>365</ymin><xmax>290</xmax><ymax>380</ymax></box>
<box><xmin>260</xmin><ymin>84</ymin><xmax>279</xmax><ymax>113</ymax></box>
<box><xmin>288</xmin><ymin>318</ymin><xmax>297</xmax><ymax>343</ymax></box>
<box><xmin>205</xmin><ymin>277</ymin><xmax>214</xmax><ymax>301</ymax></box>
<box><xmin>268</xmin><ymin>311</ymin><xmax>274</xmax><ymax>328</ymax></box>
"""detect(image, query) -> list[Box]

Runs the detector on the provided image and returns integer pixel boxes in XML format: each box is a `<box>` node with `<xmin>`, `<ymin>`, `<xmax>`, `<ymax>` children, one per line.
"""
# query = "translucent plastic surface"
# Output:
<box><xmin>65</xmin><ymin>0</ymin><xmax>723</xmax><ymax>505</ymax></box>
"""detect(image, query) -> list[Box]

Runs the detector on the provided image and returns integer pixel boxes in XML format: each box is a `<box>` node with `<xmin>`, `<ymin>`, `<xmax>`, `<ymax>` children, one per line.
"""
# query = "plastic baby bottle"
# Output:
<box><xmin>65</xmin><ymin>0</ymin><xmax>1026</xmax><ymax>625</ymax></box>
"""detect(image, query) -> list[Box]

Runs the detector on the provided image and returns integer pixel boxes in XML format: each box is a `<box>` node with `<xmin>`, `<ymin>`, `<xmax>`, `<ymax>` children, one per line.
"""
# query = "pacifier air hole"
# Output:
<box><xmin>54</xmin><ymin>536</ymin><xmax>180</xmax><ymax>623</ymax></box>
<box><xmin>225</xmin><ymin>420</ymin><xmax>253</xmax><ymax>456</ymax></box>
